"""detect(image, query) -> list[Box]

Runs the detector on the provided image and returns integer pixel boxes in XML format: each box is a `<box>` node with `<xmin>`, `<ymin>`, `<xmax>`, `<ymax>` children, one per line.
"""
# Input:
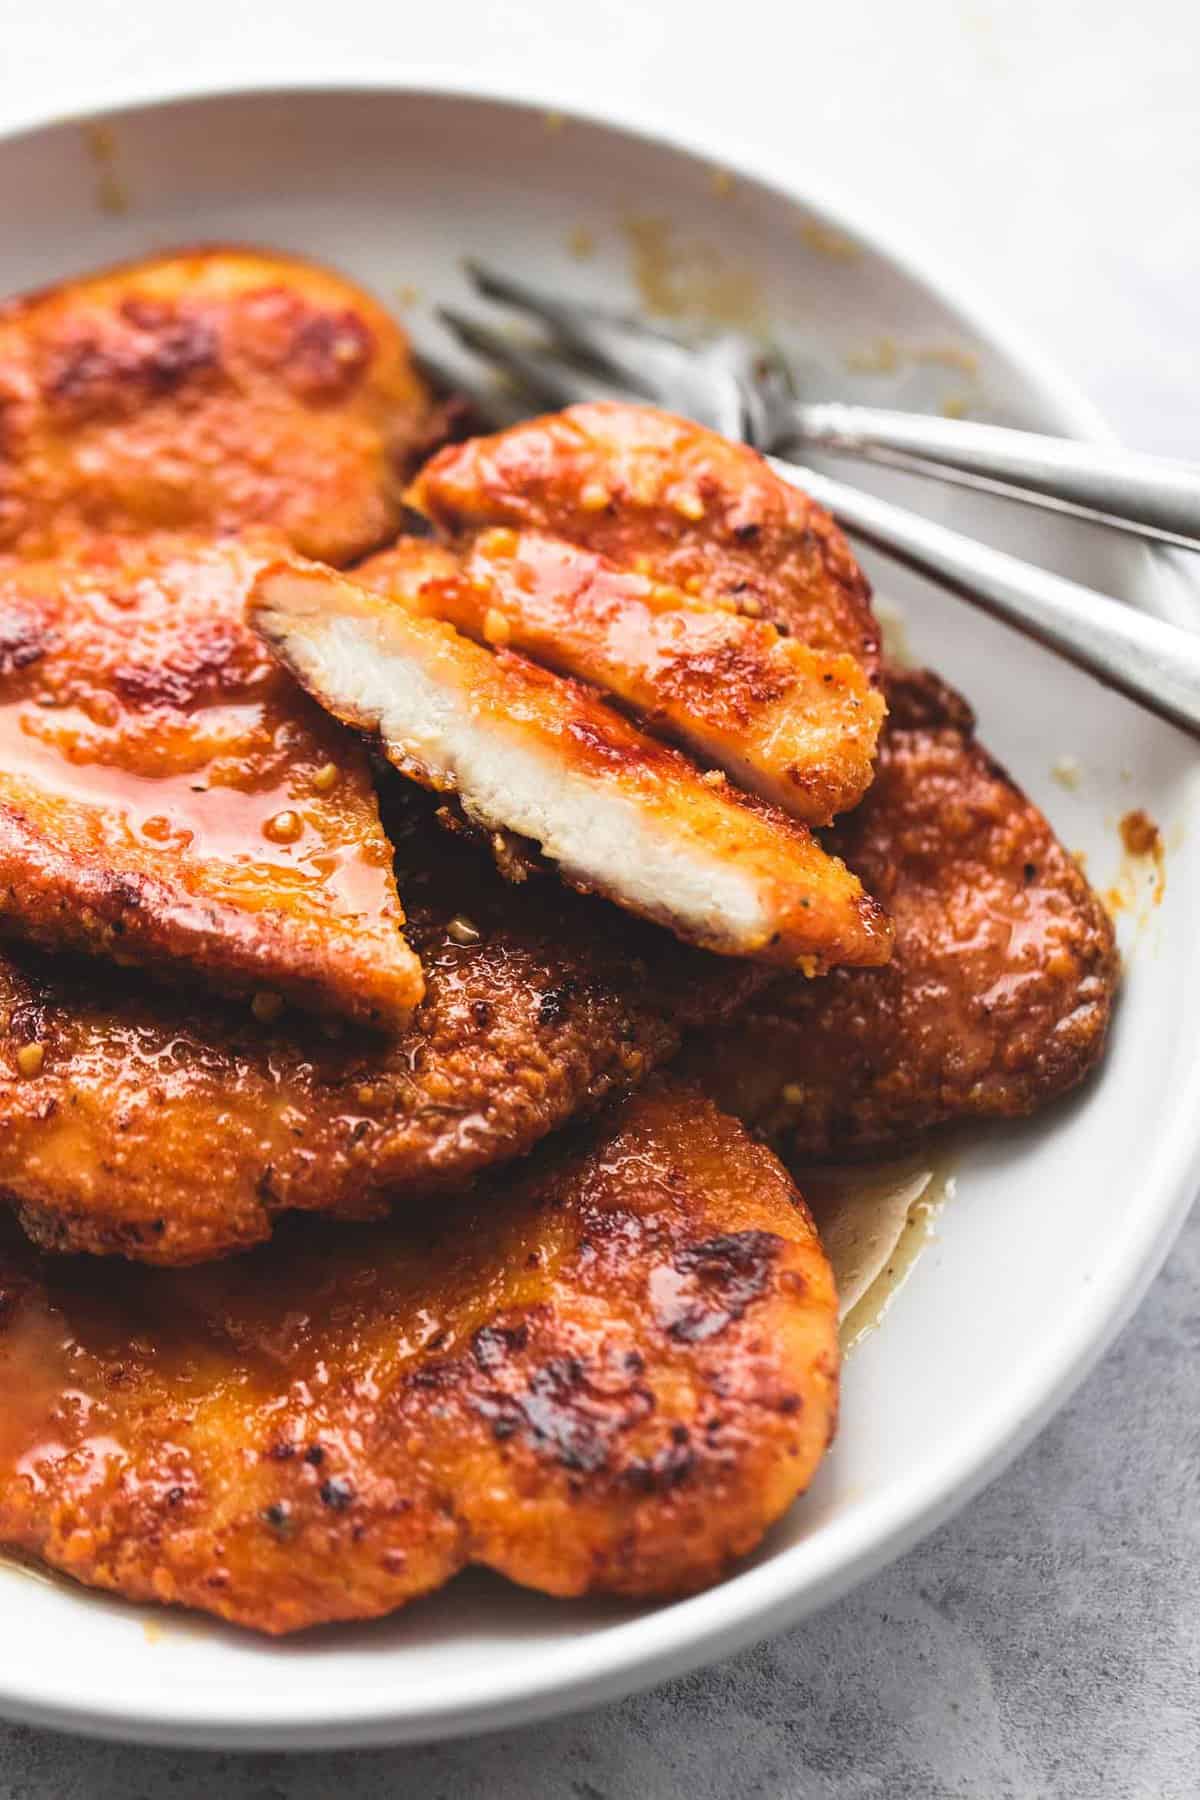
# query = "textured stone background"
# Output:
<box><xmin>1</xmin><ymin>2</ymin><xmax>1198</xmax><ymax>1793</ymax></box>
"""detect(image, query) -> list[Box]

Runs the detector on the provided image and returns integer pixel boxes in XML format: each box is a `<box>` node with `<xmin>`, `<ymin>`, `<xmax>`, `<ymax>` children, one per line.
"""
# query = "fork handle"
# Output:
<box><xmin>782</xmin><ymin>403</ymin><xmax>1200</xmax><ymax>550</ymax></box>
<box><xmin>771</xmin><ymin>456</ymin><xmax>1200</xmax><ymax>741</ymax></box>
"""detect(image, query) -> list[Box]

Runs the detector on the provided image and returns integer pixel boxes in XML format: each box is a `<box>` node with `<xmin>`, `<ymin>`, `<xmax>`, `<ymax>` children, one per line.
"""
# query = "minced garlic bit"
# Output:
<box><xmin>940</xmin><ymin>392</ymin><xmax>975</xmax><ymax>420</ymax></box>
<box><xmin>447</xmin><ymin>914</ymin><xmax>483</xmax><ymax>946</ymax></box>
<box><xmin>781</xmin><ymin>1081</ymin><xmax>807</xmax><ymax>1106</ymax></box>
<box><xmin>482</xmin><ymin>607</ymin><xmax>512</xmax><ymax>647</ymax></box>
<box><xmin>1051</xmin><ymin>755</ymin><xmax>1082</xmax><ymax>790</ymax></box>
<box><xmin>85</xmin><ymin>692</ymin><xmax>119</xmax><ymax>728</ymax></box>
<box><xmin>251</xmin><ymin>992</ymin><xmax>284</xmax><ymax>1024</ymax></box>
<box><xmin>798</xmin><ymin>219</ymin><xmax>860</xmax><ymax>262</ymax></box>
<box><xmin>311</xmin><ymin>762</ymin><xmax>339</xmax><ymax>794</ymax></box>
<box><xmin>16</xmin><ymin>1042</ymin><xmax>46</xmax><ymax>1078</ymax></box>
<box><xmin>580</xmin><ymin>482</ymin><xmax>611</xmax><ymax>512</ymax></box>
<box><xmin>263</xmin><ymin>809</ymin><xmax>303</xmax><ymax>844</ymax></box>
<box><xmin>737</xmin><ymin>595</ymin><xmax>763</xmax><ymax>617</ymax></box>
<box><xmin>674</xmin><ymin>490</ymin><xmax>705</xmax><ymax>521</ymax></box>
<box><xmin>701</xmin><ymin>768</ymin><xmax>725</xmax><ymax>787</ymax></box>
<box><xmin>845</xmin><ymin>337</ymin><xmax>900</xmax><ymax>376</ymax></box>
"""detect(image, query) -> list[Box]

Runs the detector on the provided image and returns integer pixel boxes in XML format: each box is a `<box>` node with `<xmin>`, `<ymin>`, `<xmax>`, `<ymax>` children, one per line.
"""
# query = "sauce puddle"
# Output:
<box><xmin>798</xmin><ymin>1154</ymin><xmax>958</xmax><ymax>1351</ymax></box>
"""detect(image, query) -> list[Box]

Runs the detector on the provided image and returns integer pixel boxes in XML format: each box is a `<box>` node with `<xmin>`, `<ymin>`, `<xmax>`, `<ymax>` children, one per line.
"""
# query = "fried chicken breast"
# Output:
<box><xmin>0</xmin><ymin>535</ymin><xmax>422</xmax><ymax>1026</ymax></box>
<box><xmin>355</xmin><ymin>527</ymin><xmax>882</xmax><ymax>824</ymax></box>
<box><xmin>684</xmin><ymin>668</ymin><xmax>1118</xmax><ymax>1157</ymax></box>
<box><xmin>0</xmin><ymin>247</ymin><xmax>433</xmax><ymax>563</ymax></box>
<box><xmin>0</xmin><ymin>1078</ymin><xmax>839</xmax><ymax>1633</ymax></box>
<box><xmin>251</xmin><ymin>557</ymin><xmax>892</xmax><ymax>970</ymax></box>
<box><xmin>407</xmin><ymin>400</ymin><xmax>880</xmax><ymax>668</ymax></box>
<box><xmin>0</xmin><ymin>788</ymin><xmax>770</xmax><ymax>1264</ymax></box>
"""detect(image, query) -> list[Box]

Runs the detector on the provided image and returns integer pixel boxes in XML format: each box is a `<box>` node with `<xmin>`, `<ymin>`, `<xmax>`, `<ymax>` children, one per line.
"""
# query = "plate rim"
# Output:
<box><xmin>1</xmin><ymin>69</ymin><xmax>1198</xmax><ymax>1751</ymax></box>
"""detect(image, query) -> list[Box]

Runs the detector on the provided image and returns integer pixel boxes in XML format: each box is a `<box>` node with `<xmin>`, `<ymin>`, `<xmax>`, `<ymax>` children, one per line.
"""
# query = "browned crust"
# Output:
<box><xmin>684</xmin><ymin>666</ymin><xmax>1119</xmax><ymax>1158</ymax></box>
<box><xmin>0</xmin><ymin>536</ymin><xmax>422</xmax><ymax>1026</ymax></box>
<box><xmin>0</xmin><ymin>1078</ymin><xmax>838</xmax><ymax>1633</ymax></box>
<box><xmin>355</xmin><ymin>527</ymin><xmax>884</xmax><ymax>826</ymax></box>
<box><xmin>407</xmin><ymin>400</ymin><xmax>881</xmax><ymax>671</ymax></box>
<box><xmin>0</xmin><ymin>245</ymin><xmax>434</xmax><ymax>563</ymax></box>
<box><xmin>251</xmin><ymin>556</ymin><xmax>893</xmax><ymax>972</ymax></box>
<box><xmin>0</xmin><ymin>783</ymin><xmax>772</xmax><ymax>1264</ymax></box>
<box><xmin>0</xmin><ymin>808</ymin><xmax>420</xmax><ymax>1027</ymax></box>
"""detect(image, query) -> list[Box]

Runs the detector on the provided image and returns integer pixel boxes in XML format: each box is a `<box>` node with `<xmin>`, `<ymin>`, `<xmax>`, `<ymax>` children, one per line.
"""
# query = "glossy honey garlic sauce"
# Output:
<box><xmin>0</xmin><ymin>535</ymin><xmax>416</xmax><ymax>1023</ymax></box>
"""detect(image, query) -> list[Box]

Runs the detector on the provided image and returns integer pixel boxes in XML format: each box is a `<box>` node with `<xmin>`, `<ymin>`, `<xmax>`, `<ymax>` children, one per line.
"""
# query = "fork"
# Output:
<box><xmin>434</xmin><ymin>263</ymin><xmax>1200</xmax><ymax>742</ymax></box>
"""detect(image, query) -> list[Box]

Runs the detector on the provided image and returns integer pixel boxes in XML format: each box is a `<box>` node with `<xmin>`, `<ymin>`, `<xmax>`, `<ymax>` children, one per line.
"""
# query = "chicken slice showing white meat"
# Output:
<box><xmin>250</xmin><ymin>560</ymin><xmax>892</xmax><ymax>972</ymax></box>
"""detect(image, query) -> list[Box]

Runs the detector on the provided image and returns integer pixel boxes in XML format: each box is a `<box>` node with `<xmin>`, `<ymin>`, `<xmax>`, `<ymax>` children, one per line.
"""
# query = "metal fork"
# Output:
<box><xmin>434</xmin><ymin>263</ymin><xmax>1200</xmax><ymax>741</ymax></box>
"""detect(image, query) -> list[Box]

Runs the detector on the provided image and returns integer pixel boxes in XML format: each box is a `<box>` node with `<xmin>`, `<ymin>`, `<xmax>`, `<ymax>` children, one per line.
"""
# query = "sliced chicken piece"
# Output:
<box><xmin>0</xmin><ymin>246</ymin><xmax>435</xmax><ymax>563</ymax></box>
<box><xmin>251</xmin><ymin>558</ymin><xmax>893</xmax><ymax>971</ymax></box>
<box><xmin>0</xmin><ymin>785</ymin><xmax>768</xmax><ymax>1265</ymax></box>
<box><xmin>684</xmin><ymin>667</ymin><xmax>1118</xmax><ymax>1159</ymax></box>
<box><xmin>407</xmin><ymin>400</ymin><xmax>881</xmax><ymax>669</ymax></box>
<box><xmin>354</xmin><ymin>527</ymin><xmax>883</xmax><ymax>825</ymax></box>
<box><xmin>0</xmin><ymin>1078</ymin><xmax>839</xmax><ymax>1634</ymax></box>
<box><xmin>0</xmin><ymin>534</ymin><xmax>422</xmax><ymax>1026</ymax></box>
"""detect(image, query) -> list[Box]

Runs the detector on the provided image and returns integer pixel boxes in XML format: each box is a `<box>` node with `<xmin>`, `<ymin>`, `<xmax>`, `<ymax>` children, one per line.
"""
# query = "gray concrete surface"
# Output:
<box><xmin>1</xmin><ymin>3</ymin><xmax>1198</xmax><ymax>1794</ymax></box>
<box><xmin>2</xmin><ymin>1209</ymin><xmax>1196</xmax><ymax>1797</ymax></box>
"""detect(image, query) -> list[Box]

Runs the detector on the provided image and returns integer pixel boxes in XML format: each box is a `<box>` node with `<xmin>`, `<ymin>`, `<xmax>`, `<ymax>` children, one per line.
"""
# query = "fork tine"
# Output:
<box><xmin>465</xmin><ymin>258</ymin><xmax>684</xmax><ymax>343</ymax></box>
<box><xmin>463</xmin><ymin>260</ymin><xmax>698</xmax><ymax>408</ymax></box>
<box><xmin>437</xmin><ymin>307</ymin><xmax>611</xmax><ymax>411</ymax></box>
<box><xmin>464</xmin><ymin>259</ymin><xmax>579</xmax><ymax>327</ymax></box>
<box><xmin>411</xmin><ymin>348</ymin><xmax>509</xmax><ymax>430</ymax></box>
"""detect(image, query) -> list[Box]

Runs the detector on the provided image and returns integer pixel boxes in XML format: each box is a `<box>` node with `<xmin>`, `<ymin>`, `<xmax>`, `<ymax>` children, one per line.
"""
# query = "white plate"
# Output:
<box><xmin>0</xmin><ymin>78</ymin><xmax>1197</xmax><ymax>1751</ymax></box>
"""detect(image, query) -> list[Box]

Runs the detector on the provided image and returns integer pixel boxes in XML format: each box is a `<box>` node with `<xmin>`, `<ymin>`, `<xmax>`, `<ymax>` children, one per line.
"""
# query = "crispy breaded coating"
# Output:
<box><xmin>251</xmin><ymin>557</ymin><xmax>892</xmax><ymax>970</ymax></box>
<box><xmin>0</xmin><ymin>247</ymin><xmax>432</xmax><ymax>563</ymax></box>
<box><xmin>355</xmin><ymin>527</ymin><xmax>883</xmax><ymax>824</ymax></box>
<box><xmin>0</xmin><ymin>535</ymin><xmax>422</xmax><ymax>1026</ymax></box>
<box><xmin>0</xmin><ymin>789</ymin><xmax>769</xmax><ymax>1264</ymax></box>
<box><xmin>407</xmin><ymin>400</ymin><xmax>880</xmax><ymax>668</ymax></box>
<box><xmin>685</xmin><ymin>668</ymin><xmax>1118</xmax><ymax>1157</ymax></box>
<box><xmin>0</xmin><ymin>1078</ymin><xmax>838</xmax><ymax>1634</ymax></box>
